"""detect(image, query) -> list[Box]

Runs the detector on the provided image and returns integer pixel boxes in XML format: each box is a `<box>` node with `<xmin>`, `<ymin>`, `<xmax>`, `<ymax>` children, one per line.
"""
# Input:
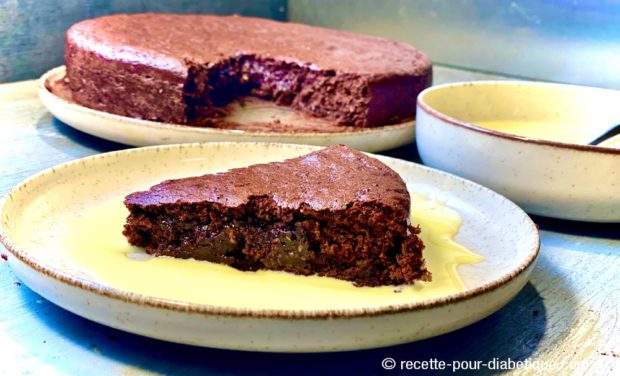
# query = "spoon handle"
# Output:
<box><xmin>589</xmin><ymin>123</ymin><xmax>620</xmax><ymax>145</ymax></box>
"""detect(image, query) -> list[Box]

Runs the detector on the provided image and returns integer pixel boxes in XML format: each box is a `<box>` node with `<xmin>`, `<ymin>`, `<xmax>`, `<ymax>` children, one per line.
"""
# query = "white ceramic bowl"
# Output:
<box><xmin>416</xmin><ymin>81</ymin><xmax>620</xmax><ymax>222</ymax></box>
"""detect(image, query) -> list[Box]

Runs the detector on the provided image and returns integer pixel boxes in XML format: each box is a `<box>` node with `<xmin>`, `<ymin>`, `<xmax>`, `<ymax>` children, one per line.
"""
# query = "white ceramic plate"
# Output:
<box><xmin>39</xmin><ymin>66</ymin><xmax>414</xmax><ymax>152</ymax></box>
<box><xmin>0</xmin><ymin>143</ymin><xmax>539</xmax><ymax>352</ymax></box>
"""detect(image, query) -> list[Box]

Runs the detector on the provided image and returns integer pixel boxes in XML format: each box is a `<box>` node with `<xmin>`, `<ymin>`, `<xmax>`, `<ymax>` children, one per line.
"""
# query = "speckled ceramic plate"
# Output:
<box><xmin>0</xmin><ymin>143</ymin><xmax>539</xmax><ymax>352</ymax></box>
<box><xmin>39</xmin><ymin>66</ymin><xmax>414</xmax><ymax>152</ymax></box>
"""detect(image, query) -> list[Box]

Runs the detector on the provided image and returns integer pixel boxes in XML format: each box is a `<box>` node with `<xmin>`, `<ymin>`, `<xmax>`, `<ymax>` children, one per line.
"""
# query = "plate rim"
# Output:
<box><xmin>0</xmin><ymin>142</ymin><xmax>540</xmax><ymax>320</ymax></box>
<box><xmin>40</xmin><ymin>65</ymin><xmax>415</xmax><ymax>138</ymax></box>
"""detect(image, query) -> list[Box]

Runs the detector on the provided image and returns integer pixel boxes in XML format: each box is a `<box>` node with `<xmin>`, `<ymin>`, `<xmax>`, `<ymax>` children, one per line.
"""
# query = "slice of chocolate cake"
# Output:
<box><xmin>123</xmin><ymin>145</ymin><xmax>430</xmax><ymax>287</ymax></box>
<box><xmin>65</xmin><ymin>13</ymin><xmax>432</xmax><ymax>128</ymax></box>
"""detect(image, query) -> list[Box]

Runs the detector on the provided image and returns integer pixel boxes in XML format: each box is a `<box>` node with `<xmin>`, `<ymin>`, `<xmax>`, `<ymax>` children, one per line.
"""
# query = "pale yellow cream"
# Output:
<box><xmin>474</xmin><ymin>120</ymin><xmax>620</xmax><ymax>147</ymax></box>
<box><xmin>62</xmin><ymin>193</ymin><xmax>484</xmax><ymax>310</ymax></box>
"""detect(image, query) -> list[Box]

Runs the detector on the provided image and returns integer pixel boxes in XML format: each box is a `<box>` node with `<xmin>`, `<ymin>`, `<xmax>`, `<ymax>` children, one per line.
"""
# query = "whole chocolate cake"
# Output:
<box><xmin>65</xmin><ymin>13</ymin><xmax>432</xmax><ymax>128</ymax></box>
<box><xmin>123</xmin><ymin>145</ymin><xmax>430</xmax><ymax>287</ymax></box>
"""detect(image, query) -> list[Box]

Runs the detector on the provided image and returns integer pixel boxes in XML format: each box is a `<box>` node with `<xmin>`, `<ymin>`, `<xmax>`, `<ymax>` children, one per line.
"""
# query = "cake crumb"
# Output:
<box><xmin>1</xmin><ymin>254</ymin><xmax>7</xmax><ymax>261</ymax></box>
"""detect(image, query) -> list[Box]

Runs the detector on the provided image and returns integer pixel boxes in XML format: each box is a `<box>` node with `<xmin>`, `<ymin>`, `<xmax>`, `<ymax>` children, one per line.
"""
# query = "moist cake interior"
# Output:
<box><xmin>124</xmin><ymin>196</ymin><xmax>429</xmax><ymax>287</ymax></box>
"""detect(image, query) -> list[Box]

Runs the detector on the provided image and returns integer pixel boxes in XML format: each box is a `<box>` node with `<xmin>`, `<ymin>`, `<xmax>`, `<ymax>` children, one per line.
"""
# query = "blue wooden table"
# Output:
<box><xmin>0</xmin><ymin>67</ymin><xmax>618</xmax><ymax>375</ymax></box>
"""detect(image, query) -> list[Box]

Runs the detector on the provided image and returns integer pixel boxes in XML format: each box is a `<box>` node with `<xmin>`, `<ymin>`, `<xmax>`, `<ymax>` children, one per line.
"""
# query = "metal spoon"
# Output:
<box><xmin>589</xmin><ymin>123</ymin><xmax>620</xmax><ymax>145</ymax></box>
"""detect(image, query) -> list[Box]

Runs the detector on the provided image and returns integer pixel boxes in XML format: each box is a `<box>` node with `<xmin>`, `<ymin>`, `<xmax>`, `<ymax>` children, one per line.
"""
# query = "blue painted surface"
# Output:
<box><xmin>0</xmin><ymin>0</ymin><xmax>286</xmax><ymax>82</ymax></box>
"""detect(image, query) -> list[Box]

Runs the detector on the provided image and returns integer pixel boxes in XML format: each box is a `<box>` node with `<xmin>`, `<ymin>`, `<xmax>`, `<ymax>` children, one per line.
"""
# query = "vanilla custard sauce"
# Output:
<box><xmin>474</xmin><ymin>120</ymin><xmax>620</xmax><ymax>147</ymax></box>
<box><xmin>63</xmin><ymin>193</ymin><xmax>484</xmax><ymax>310</ymax></box>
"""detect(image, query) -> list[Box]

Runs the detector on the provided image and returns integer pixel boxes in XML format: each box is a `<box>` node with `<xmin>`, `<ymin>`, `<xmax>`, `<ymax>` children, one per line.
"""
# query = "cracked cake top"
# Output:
<box><xmin>67</xmin><ymin>13</ymin><xmax>431</xmax><ymax>77</ymax></box>
<box><xmin>125</xmin><ymin>145</ymin><xmax>411</xmax><ymax>218</ymax></box>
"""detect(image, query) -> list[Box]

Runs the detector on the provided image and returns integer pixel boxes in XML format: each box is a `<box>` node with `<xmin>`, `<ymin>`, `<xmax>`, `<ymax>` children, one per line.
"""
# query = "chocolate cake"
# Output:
<box><xmin>65</xmin><ymin>13</ymin><xmax>432</xmax><ymax>128</ymax></box>
<box><xmin>123</xmin><ymin>145</ymin><xmax>430</xmax><ymax>287</ymax></box>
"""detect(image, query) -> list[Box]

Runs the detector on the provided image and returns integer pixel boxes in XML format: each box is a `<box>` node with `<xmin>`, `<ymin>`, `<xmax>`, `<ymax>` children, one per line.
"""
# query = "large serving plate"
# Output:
<box><xmin>39</xmin><ymin>66</ymin><xmax>415</xmax><ymax>152</ymax></box>
<box><xmin>0</xmin><ymin>143</ymin><xmax>539</xmax><ymax>352</ymax></box>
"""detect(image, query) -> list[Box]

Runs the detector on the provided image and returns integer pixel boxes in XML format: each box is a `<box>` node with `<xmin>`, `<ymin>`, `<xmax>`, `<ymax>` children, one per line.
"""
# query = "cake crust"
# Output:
<box><xmin>65</xmin><ymin>13</ymin><xmax>432</xmax><ymax>127</ymax></box>
<box><xmin>123</xmin><ymin>145</ymin><xmax>430</xmax><ymax>287</ymax></box>
<box><xmin>125</xmin><ymin>145</ymin><xmax>410</xmax><ymax>214</ymax></box>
